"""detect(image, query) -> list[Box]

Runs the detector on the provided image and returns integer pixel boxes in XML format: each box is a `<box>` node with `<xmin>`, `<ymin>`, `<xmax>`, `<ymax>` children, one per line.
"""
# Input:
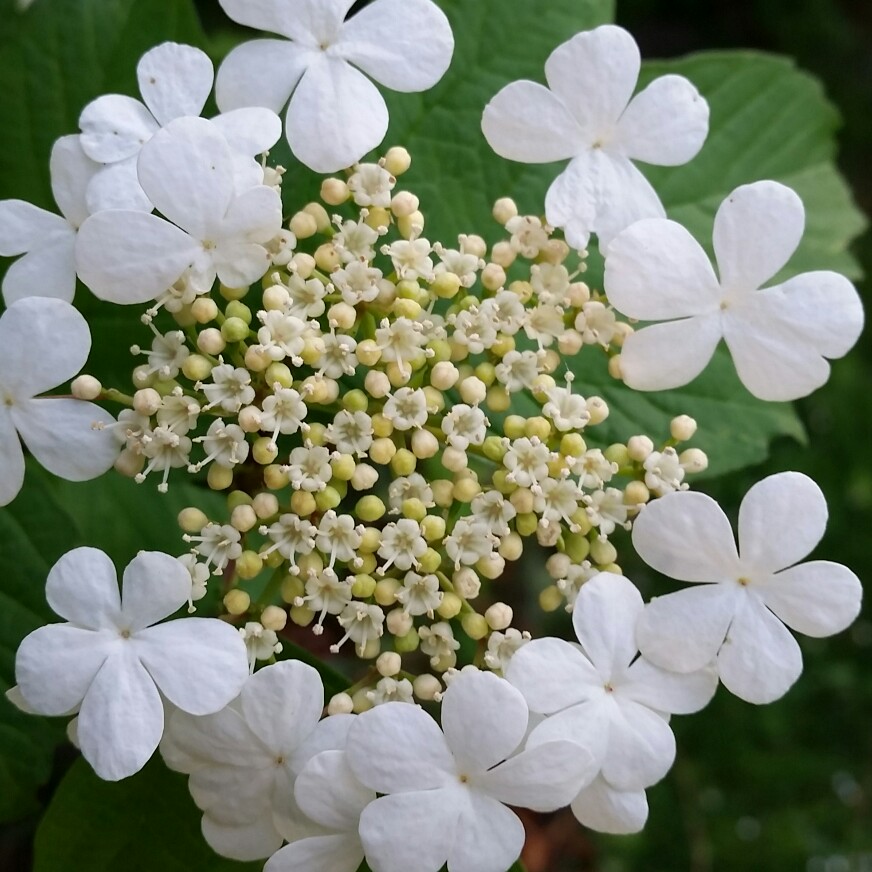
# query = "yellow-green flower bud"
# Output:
<box><xmin>357</xmin><ymin>495</ymin><xmax>386</xmax><ymax>522</ymax></box>
<box><xmin>352</xmin><ymin>574</ymin><xmax>377</xmax><ymax>598</ymax></box>
<box><xmin>402</xmin><ymin>498</ymin><xmax>428</xmax><ymax>521</ymax></box>
<box><xmin>391</xmin><ymin>448</ymin><xmax>417</xmax><ymax>477</ymax></box>
<box><xmin>504</xmin><ymin>415</ymin><xmax>526</xmax><ymax>440</ymax></box>
<box><xmin>221</xmin><ymin>316</ymin><xmax>250</xmax><ymax>343</ymax></box>
<box><xmin>461</xmin><ymin>612</ymin><xmax>489</xmax><ymax>640</ymax></box>
<box><xmin>224</xmin><ymin>589</ymin><xmax>250</xmax><ymax>616</ymax></box>
<box><xmin>394</xmin><ymin>627</ymin><xmax>420</xmax><ymax>653</ymax></box>
<box><xmin>236</xmin><ymin>550</ymin><xmax>263</xmax><ymax>580</ymax></box>
<box><xmin>418</xmin><ymin>547</ymin><xmax>442</xmax><ymax>573</ymax></box>
<box><xmin>178</xmin><ymin>507</ymin><xmax>208</xmax><ymax>533</ymax></box>
<box><xmin>421</xmin><ymin>516</ymin><xmax>446</xmax><ymax>543</ymax></box>
<box><xmin>207</xmin><ymin>464</ymin><xmax>233</xmax><ymax>491</ymax></box>
<box><xmin>342</xmin><ymin>389</ymin><xmax>368</xmax><ymax>413</ymax></box>
<box><xmin>539</xmin><ymin>584</ymin><xmax>563</xmax><ymax>612</ymax></box>
<box><xmin>590</xmin><ymin>538</ymin><xmax>618</xmax><ymax>566</ymax></box>
<box><xmin>437</xmin><ymin>592</ymin><xmax>462</xmax><ymax>619</ymax></box>
<box><xmin>374</xmin><ymin>578</ymin><xmax>399</xmax><ymax>606</ymax></box>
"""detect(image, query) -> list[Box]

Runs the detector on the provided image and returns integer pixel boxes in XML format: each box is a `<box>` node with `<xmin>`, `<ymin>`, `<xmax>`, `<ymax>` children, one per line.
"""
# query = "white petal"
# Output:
<box><xmin>295</xmin><ymin>750</ymin><xmax>374</xmax><ymax>830</ymax></box>
<box><xmin>636</xmin><ymin>584</ymin><xmax>740</xmax><ymax>673</ymax></box>
<box><xmin>737</xmin><ymin>472</ymin><xmax>827</xmax><ymax>574</ymax></box>
<box><xmin>202</xmin><ymin>812</ymin><xmax>283</xmax><ymax>862</ymax></box>
<box><xmin>77</xmin><ymin>647</ymin><xmax>164</xmax><ymax>780</ymax></box>
<box><xmin>477</xmin><ymin>740</ymin><xmax>597</xmax><ymax>811</ymax></box>
<box><xmin>292</xmin><ymin>712</ymin><xmax>355</xmax><ymax>768</ymax></box>
<box><xmin>211</xmin><ymin>108</ymin><xmax>283</xmax><ymax>156</ymax></box>
<box><xmin>0</xmin><ymin>200</ymin><xmax>68</xmax><ymax>256</ymax></box>
<box><xmin>337</xmin><ymin>0</ymin><xmax>453</xmax><ymax>92</ymax></box>
<box><xmin>241</xmin><ymin>660</ymin><xmax>323</xmax><ymax>752</ymax></box>
<box><xmin>524</xmin><ymin>701</ymin><xmax>610</xmax><ymax>772</ymax></box>
<box><xmin>602</xmin><ymin>698</ymin><xmax>675</xmax><ymax>790</ymax></box>
<box><xmin>505</xmin><ymin>637</ymin><xmax>598</xmax><ymax>713</ymax></box>
<box><xmin>604</xmin><ymin>218</ymin><xmax>721</xmax><ymax>319</ymax></box>
<box><xmin>573</xmin><ymin>573</ymin><xmax>643</xmax><ymax>678</ymax></box>
<box><xmin>137</xmin><ymin>116</ymin><xmax>234</xmax><ymax>239</ymax></box>
<box><xmin>215</xmin><ymin>39</ymin><xmax>313</xmax><ymax>114</ymax></box>
<box><xmin>136</xmin><ymin>618</ymin><xmax>249</xmax><ymax>714</ymax></box>
<box><xmin>544</xmin><ymin>26</ymin><xmax>640</xmax><ymax>132</ymax></box>
<box><xmin>623</xmin><ymin>658</ymin><xmax>718</xmax><ymax>715</ymax></box>
<box><xmin>265</xmin><ymin>834</ymin><xmax>362</xmax><ymax>872</ymax></box>
<box><xmin>717</xmin><ymin>594</ymin><xmax>802</xmax><ymax>704</ymax></box>
<box><xmin>722</xmin><ymin>298</ymin><xmax>832</xmax><ymax>401</ymax></box>
<box><xmin>449</xmin><ymin>793</ymin><xmax>524</xmax><ymax>872</ymax></box>
<box><xmin>632</xmin><ymin>490</ymin><xmax>741</xmax><ymax>582</ymax></box>
<box><xmin>75</xmin><ymin>210</ymin><xmax>199</xmax><ymax>304</ymax></box>
<box><xmin>481</xmin><ymin>81</ymin><xmax>586</xmax><ymax>163</ymax></box>
<box><xmin>761</xmin><ymin>561</ymin><xmax>862</xmax><ymax>638</ymax></box>
<box><xmin>441</xmin><ymin>670</ymin><xmax>528</xmax><ymax>773</ymax></box>
<box><xmin>16</xmin><ymin>624</ymin><xmax>114</xmax><ymax>715</ymax></box>
<box><xmin>616</xmin><ymin>75</ymin><xmax>709</xmax><ymax>166</ymax></box>
<box><xmin>119</xmin><ymin>551</ymin><xmax>190</xmax><ymax>629</ymax></box>
<box><xmin>217</xmin><ymin>0</ymin><xmax>355</xmax><ymax>43</ymax></box>
<box><xmin>137</xmin><ymin>42</ymin><xmax>213</xmax><ymax>125</ymax></box>
<box><xmin>214</xmin><ymin>242</ymin><xmax>272</xmax><ymax>289</ymax></box>
<box><xmin>79</xmin><ymin>94</ymin><xmax>158</xmax><ymax>163</ymax></box>
<box><xmin>188</xmin><ymin>761</ymin><xmax>275</xmax><ymax>823</ymax></box>
<box><xmin>0</xmin><ymin>407</ymin><xmax>24</xmax><ymax>507</ymax></box>
<box><xmin>0</xmin><ymin>302</ymin><xmax>74</xmax><ymax>389</ymax></box>
<box><xmin>347</xmin><ymin>702</ymin><xmax>453</xmax><ymax>793</ymax></box>
<box><xmin>287</xmin><ymin>56</ymin><xmax>388</xmax><ymax>173</ymax></box>
<box><xmin>620</xmin><ymin>314</ymin><xmax>723</xmax><ymax>391</ymax></box>
<box><xmin>358</xmin><ymin>788</ymin><xmax>460</xmax><ymax>872</ymax></box>
<box><xmin>85</xmin><ymin>159</ymin><xmax>154</xmax><ymax>213</ymax></box>
<box><xmin>571</xmin><ymin>775</ymin><xmax>648</xmax><ymax>834</ymax></box>
<box><xmin>49</xmin><ymin>135</ymin><xmax>99</xmax><ymax>228</ymax></box>
<box><xmin>12</xmin><ymin>398</ymin><xmax>117</xmax><ymax>481</ymax></box>
<box><xmin>713</xmin><ymin>181</ymin><xmax>804</xmax><ymax>294</ymax></box>
<box><xmin>45</xmin><ymin>547</ymin><xmax>121</xmax><ymax>629</ymax></box>
<box><xmin>221</xmin><ymin>184</ymin><xmax>283</xmax><ymax>244</ymax></box>
<box><xmin>546</xmin><ymin>150</ymin><xmax>666</xmax><ymax>250</ymax></box>
<box><xmin>1</xmin><ymin>232</ymin><xmax>77</xmax><ymax>305</ymax></box>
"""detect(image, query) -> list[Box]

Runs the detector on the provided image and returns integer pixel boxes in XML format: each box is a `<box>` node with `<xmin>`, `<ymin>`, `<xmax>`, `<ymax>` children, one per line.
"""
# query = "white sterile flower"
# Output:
<box><xmin>78</xmin><ymin>42</ymin><xmax>281</xmax><ymax>212</ymax></box>
<box><xmin>264</xmin><ymin>749</ymin><xmax>374</xmax><ymax>872</ymax></box>
<box><xmin>215</xmin><ymin>0</ymin><xmax>454</xmax><ymax>172</ymax></box>
<box><xmin>482</xmin><ymin>25</ymin><xmax>708</xmax><ymax>249</ymax></box>
<box><xmin>632</xmin><ymin>471</ymin><xmax>863</xmax><ymax>704</ymax></box>
<box><xmin>543</xmin><ymin>385</ymin><xmax>590</xmax><ymax>432</ymax></box>
<box><xmin>0</xmin><ymin>136</ymin><xmax>98</xmax><ymax>304</ymax></box>
<box><xmin>185</xmin><ymin>522</ymin><xmax>243</xmax><ymax>575</ymax></box>
<box><xmin>16</xmin><ymin>548</ymin><xmax>248</xmax><ymax>781</ymax></box>
<box><xmin>507</xmin><ymin>573</ymin><xmax>716</xmax><ymax>801</ymax></box>
<box><xmin>470</xmin><ymin>491</ymin><xmax>516</xmax><ymax>537</ymax></box>
<box><xmin>383</xmin><ymin>387</ymin><xmax>429</xmax><ymax>430</ymax></box>
<box><xmin>571</xmin><ymin>775</ymin><xmax>649</xmax><ymax>835</ymax></box>
<box><xmin>396</xmin><ymin>571</ymin><xmax>443</xmax><ymax>617</ymax></box>
<box><xmin>201</xmin><ymin>363</ymin><xmax>256</xmax><ymax>413</ymax></box>
<box><xmin>441</xmin><ymin>404</ymin><xmax>488</xmax><ymax>450</ymax></box>
<box><xmin>0</xmin><ymin>298</ymin><xmax>117</xmax><ymax>506</ymax></box>
<box><xmin>643</xmin><ymin>447</ymin><xmax>686</xmax><ymax>495</ymax></box>
<box><xmin>76</xmin><ymin>117</ymin><xmax>283</xmax><ymax>305</ymax></box>
<box><xmin>261</xmin><ymin>386</ymin><xmax>308</xmax><ymax>443</ymax></box>
<box><xmin>346</xmin><ymin>669</ymin><xmax>595</xmax><ymax>872</ymax></box>
<box><xmin>378</xmin><ymin>519</ymin><xmax>427</xmax><ymax>572</ymax></box>
<box><xmin>161</xmin><ymin>660</ymin><xmax>353</xmax><ymax>861</ymax></box>
<box><xmin>604</xmin><ymin>181</ymin><xmax>865</xmax><ymax>400</ymax></box>
<box><xmin>286</xmin><ymin>445</ymin><xmax>334</xmax><ymax>492</ymax></box>
<box><xmin>327</xmin><ymin>409</ymin><xmax>373</xmax><ymax>457</ymax></box>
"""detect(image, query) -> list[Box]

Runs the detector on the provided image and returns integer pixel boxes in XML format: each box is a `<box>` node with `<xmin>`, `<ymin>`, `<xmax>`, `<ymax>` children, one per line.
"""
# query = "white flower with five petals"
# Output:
<box><xmin>604</xmin><ymin>180</ymin><xmax>864</xmax><ymax>400</ymax></box>
<box><xmin>482</xmin><ymin>25</ymin><xmax>709</xmax><ymax>249</ymax></box>
<box><xmin>632</xmin><ymin>472</ymin><xmax>863</xmax><ymax>703</ymax></box>
<box><xmin>15</xmin><ymin>548</ymin><xmax>249</xmax><ymax>781</ymax></box>
<box><xmin>0</xmin><ymin>297</ymin><xmax>118</xmax><ymax>506</ymax></box>
<box><xmin>215</xmin><ymin>0</ymin><xmax>454</xmax><ymax>172</ymax></box>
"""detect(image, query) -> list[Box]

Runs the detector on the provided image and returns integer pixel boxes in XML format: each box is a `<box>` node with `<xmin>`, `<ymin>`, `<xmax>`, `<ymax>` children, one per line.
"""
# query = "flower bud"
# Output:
<box><xmin>492</xmin><ymin>197</ymin><xmax>518</xmax><ymax>225</ymax></box>
<box><xmin>680</xmin><ymin>447</ymin><xmax>708</xmax><ymax>474</ymax></box>
<box><xmin>115</xmin><ymin>448</ymin><xmax>144</xmax><ymax>477</ymax></box>
<box><xmin>624</xmin><ymin>480</ymin><xmax>651</xmax><ymax>505</ymax></box>
<box><xmin>386</xmin><ymin>608</ymin><xmax>414</xmax><ymax>636</ymax></box>
<box><xmin>207</xmin><ymin>464</ymin><xmax>234</xmax><ymax>491</ymax></box>
<box><xmin>397</xmin><ymin>210</ymin><xmax>424</xmax><ymax>239</ymax></box>
<box><xmin>364</xmin><ymin>370</ymin><xmax>391</xmax><ymax>399</ymax></box>
<box><xmin>627</xmin><ymin>435</ymin><xmax>654</xmax><ymax>462</ymax></box>
<box><xmin>413</xmin><ymin>674</ymin><xmax>442</xmax><ymax>701</ymax></box>
<box><xmin>320</xmin><ymin>177</ymin><xmax>349</xmax><ymax>205</ymax></box>
<box><xmin>410</xmin><ymin>428</ymin><xmax>439</xmax><ymax>459</ymax></box>
<box><xmin>178</xmin><ymin>507</ymin><xmax>208</xmax><ymax>533</ymax></box>
<box><xmin>546</xmin><ymin>552</ymin><xmax>571</xmax><ymax>579</ymax></box>
<box><xmin>221</xmin><ymin>316</ymin><xmax>249</xmax><ymax>343</ymax></box>
<box><xmin>586</xmin><ymin>396</ymin><xmax>610</xmax><ymax>424</ymax></box>
<box><xmin>264</xmin><ymin>464</ymin><xmax>290</xmax><ymax>490</ymax></box>
<box><xmin>289</xmin><ymin>210</ymin><xmax>318</xmax><ymax>239</ymax></box>
<box><xmin>539</xmin><ymin>585</ymin><xmax>563</xmax><ymax>612</ymax></box>
<box><xmin>670</xmin><ymin>415</ymin><xmax>698</xmax><ymax>442</ymax></box>
<box><xmin>197</xmin><ymin>327</ymin><xmax>226</xmax><ymax>355</ymax></box>
<box><xmin>461</xmin><ymin>612</ymin><xmax>489</xmax><ymax>640</ymax></box>
<box><xmin>590</xmin><ymin>538</ymin><xmax>618</xmax><ymax>566</ymax></box>
<box><xmin>224</xmin><ymin>589</ymin><xmax>250</xmax><ymax>616</ymax></box>
<box><xmin>431</xmin><ymin>479</ymin><xmax>454</xmax><ymax>508</ymax></box>
<box><xmin>477</xmin><ymin>553</ymin><xmax>505</xmax><ymax>579</ymax></box>
<box><xmin>244</xmin><ymin>345</ymin><xmax>271</xmax><ymax>372</ymax></box>
<box><xmin>356</xmin><ymin>495</ymin><xmax>386</xmax><ymax>522</ymax></box>
<box><xmin>252</xmin><ymin>437</ymin><xmax>279</xmax><ymax>465</ymax></box>
<box><xmin>374</xmin><ymin>578</ymin><xmax>400</xmax><ymax>606</ymax></box>
<box><xmin>377</xmin><ymin>651</ymin><xmax>402</xmax><ymax>677</ymax></box>
<box><xmin>236</xmin><ymin>550</ymin><xmax>263</xmax><ymax>580</ymax></box>
<box><xmin>485</xmin><ymin>602</ymin><xmax>513</xmax><ymax>631</ymax></box>
<box><xmin>481</xmin><ymin>262</ymin><xmax>506</xmax><ymax>292</ymax></box>
<box><xmin>383</xmin><ymin>146</ymin><xmax>412</xmax><ymax>176</ymax></box>
<box><xmin>71</xmin><ymin>375</ymin><xmax>101</xmax><ymax>400</ymax></box>
<box><xmin>421</xmin><ymin>515</ymin><xmax>446</xmax><ymax>542</ymax></box>
<box><xmin>490</xmin><ymin>241</ymin><xmax>516</xmax><ymax>269</ymax></box>
<box><xmin>498</xmin><ymin>532</ymin><xmax>523</xmax><ymax>562</ymax></box>
<box><xmin>391</xmin><ymin>191</ymin><xmax>419</xmax><ymax>217</ymax></box>
<box><xmin>133</xmin><ymin>388</ymin><xmax>161</xmax><ymax>416</ymax></box>
<box><xmin>190</xmin><ymin>297</ymin><xmax>218</xmax><ymax>323</ymax></box>
<box><xmin>453</xmin><ymin>567</ymin><xmax>480</xmax><ymax>600</ymax></box>
<box><xmin>458</xmin><ymin>376</ymin><xmax>487</xmax><ymax>405</ymax></box>
<box><xmin>231</xmin><ymin>504</ymin><xmax>258</xmax><ymax>533</ymax></box>
<box><xmin>327</xmin><ymin>692</ymin><xmax>354</xmax><ymax>715</ymax></box>
<box><xmin>441</xmin><ymin>446</ymin><xmax>468</xmax><ymax>472</ymax></box>
<box><xmin>281</xmin><ymin>574</ymin><xmax>305</xmax><ymax>604</ymax></box>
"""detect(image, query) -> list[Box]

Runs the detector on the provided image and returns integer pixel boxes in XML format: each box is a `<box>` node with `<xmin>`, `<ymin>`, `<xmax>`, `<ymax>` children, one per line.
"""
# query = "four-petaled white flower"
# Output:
<box><xmin>75</xmin><ymin>116</ymin><xmax>283</xmax><ymax>305</ymax></box>
<box><xmin>215</xmin><ymin>0</ymin><xmax>454</xmax><ymax>172</ymax></box>
<box><xmin>482</xmin><ymin>24</ymin><xmax>709</xmax><ymax>249</ymax></box>
<box><xmin>79</xmin><ymin>41</ymin><xmax>282</xmax><ymax>212</ymax></box>
<box><xmin>632</xmin><ymin>472</ymin><xmax>863</xmax><ymax>703</ymax></box>
<box><xmin>0</xmin><ymin>136</ymin><xmax>99</xmax><ymax>304</ymax></box>
<box><xmin>506</xmin><ymin>572</ymin><xmax>716</xmax><ymax>832</ymax></box>
<box><xmin>15</xmin><ymin>548</ymin><xmax>249</xmax><ymax>780</ymax></box>
<box><xmin>0</xmin><ymin>298</ymin><xmax>118</xmax><ymax>506</ymax></box>
<box><xmin>162</xmin><ymin>660</ymin><xmax>350</xmax><ymax>861</ymax></box>
<box><xmin>346</xmin><ymin>669</ymin><xmax>596</xmax><ymax>872</ymax></box>
<box><xmin>604</xmin><ymin>180</ymin><xmax>864</xmax><ymax>400</ymax></box>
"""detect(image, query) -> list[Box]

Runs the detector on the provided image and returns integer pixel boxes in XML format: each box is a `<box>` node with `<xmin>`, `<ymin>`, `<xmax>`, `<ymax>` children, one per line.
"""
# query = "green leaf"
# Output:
<box><xmin>33</xmin><ymin>757</ymin><xmax>261</xmax><ymax>872</ymax></box>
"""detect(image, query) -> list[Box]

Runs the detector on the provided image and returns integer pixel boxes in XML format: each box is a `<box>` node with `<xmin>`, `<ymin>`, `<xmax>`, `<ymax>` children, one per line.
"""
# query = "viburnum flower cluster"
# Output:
<box><xmin>0</xmin><ymin>5</ymin><xmax>864</xmax><ymax>871</ymax></box>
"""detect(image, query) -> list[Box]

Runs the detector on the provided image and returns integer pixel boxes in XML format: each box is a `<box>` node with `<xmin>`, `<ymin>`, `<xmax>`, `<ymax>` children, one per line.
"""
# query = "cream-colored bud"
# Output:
<box><xmin>397</xmin><ymin>210</ymin><xmax>424</xmax><ymax>240</ymax></box>
<box><xmin>590</xmin><ymin>538</ymin><xmax>618</xmax><ymax>566</ymax></box>
<box><xmin>452</xmin><ymin>476</ymin><xmax>480</xmax><ymax>503</ymax></box>
<box><xmin>291</xmin><ymin>252</ymin><xmax>317</xmax><ymax>278</ymax></box>
<box><xmin>558</xmin><ymin>330</ymin><xmax>583</xmax><ymax>356</ymax></box>
<box><xmin>386</xmin><ymin>608</ymin><xmax>413</xmax><ymax>636</ymax></box>
<box><xmin>133</xmin><ymin>388</ymin><xmax>161</xmax><ymax>416</ymax></box>
<box><xmin>420</xmin><ymin>515</ymin><xmax>446</xmax><ymax>543</ymax></box>
<box><xmin>71</xmin><ymin>375</ymin><xmax>101</xmax><ymax>400</ymax></box>
<box><xmin>546</xmin><ymin>551</ymin><xmax>571</xmax><ymax>580</ymax></box>
<box><xmin>411</xmin><ymin>428</ymin><xmax>439</xmax><ymax>459</ymax></box>
<box><xmin>231</xmin><ymin>504</ymin><xmax>258</xmax><ymax>533</ymax></box>
<box><xmin>566</xmin><ymin>281</ymin><xmax>591</xmax><ymax>307</ymax></box>
<box><xmin>670</xmin><ymin>415</ymin><xmax>698</xmax><ymax>442</ymax></box>
<box><xmin>328</xmin><ymin>302</ymin><xmax>357</xmax><ymax>330</ymax></box>
<box><xmin>320</xmin><ymin>177</ymin><xmax>349</xmax><ymax>205</ymax></box>
<box><xmin>492</xmin><ymin>197</ymin><xmax>518</xmax><ymax>225</ymax></box>
<box><xmin>190</xmin><ymin>297</ymin><xmax>218</xmax><ymax>323</ymax></box>
<box><xmin>441</xmin><ymin>446</ymin><xmax>468</xmax><ymax>472</ymax></box>
<box><xmin>364</xmin><ymin>370</ymin><xmax>391</xmax><ymax>399</ymax></box>
<box><xmin>233</xmin><ymin>405</ymin><xmax>259</xmax><ymax>433</ymax></box>
<box><xmin>540</xmin><ymin>349</ymin><xmax>561</xmax><ymax>374</ymax></box>
<box><xmin>355</xmin><ymin>339</ymin><xmax>381</xmax><ymax>367</ymax></box>
<box><xmin>459</xmin><ymin>234</ymin><xmax>487</xmax><ymax>258</ymax></box>
<box><xmin>607</xmin><ymin>354</ymin><xmax>623</xmax><ymax>380</ymax></box>
<box><xmin>252</xmin><ymin>492</ymin><xmax>279</xmax><ymax>519</ymax></box>
<box><xmin>476</xmin><ymin>553</ymin><xmax>505</xmax><ymax>579</ymax></box>
<box><xmin>289</xmin><ymin>210</ymin><xmax>318</xmax><ymax>239</ymax></box>
<box><xmin>314</xmin><ymin>243</ymin><xmax>340</xmax><ymax>273</ymax></box>
<box><xmin>350</xmin><ymin>463</ymin><xmax>379</xmax><ymax>491</ymax></box>
<box><xmin>365</xmin><ymin>207</ymin><xmax>392</xmax><ymax>231</ymax></box>
<box><xmin>431</xmin><ymin>479</ymin><xmax>454</xmax><ymax>508</ymax></box>
<box><xmin>459</xmin><ymin>376</ymin><xmax>487</xmax><ymax>405</ymax></box>
<box><xmin>371</xmin><ymin>413</ymin><xmax>392</xmax><ymax>438</ymax></box>
<box><xmin>224</xmin><ymin>589</ymin><xmax>250</xmax><ymax>616</ymax></box>
<box><xmin>428</xmin><ymin>361</ymin><xmax>458</xmax><ymax>391</ymax></box>
<box><xmin>131</xmin><ymin>365</ymin><xmax>156</xmax><ymax>389</ymax></box>
<box><xmin>539</xmin><ymin>585</ymin><xmax>564</xmax><ymax>612</ymax></box>
<box><xmin>290</xmin><ymin>603</ymin><xmax>314</xmax><ymax>626</ymax></box>
<box><xmin>236</xmin><ymin>550</ymin><xmax>263</xmax><ymax>580</ymax></box>
<box><xmin>680</xmin><ymin>447</ymin><xmax>709</xmax><ymax>474</ymax></box>
<box><xmin>264</xmin><ymin>464</ymin><xmax>290</xmax><ymax>490</ymax></box>
<box><xmin>509</xmin><ymin>487</ymin><xmax>535</xmax><ymax>515</ymax></box>
<box><xmin>207</xmin><ymin>463</ymin><xmax>234</xmax><ymax>491</ymax></box>
<box><xmin>374</xmin><ymin>578</ymin><xmax>400</xmax><ymax>606</ymax></box>
<box><xmin>352</xmin><ymin>688</ymin><xmax>374</xmax><ymax>713</ymax></box>
<box><xmin>300</xmin><ymin>201</ymin><xmax>329</xmax><ymax>233</ymax></box>
<box><xmin>453</xmin><ymin>567</ymin><xmax>481</xmax><ymax>600</ymax></box>
<box><xmin>327</xmin><ymin>692</ymin><xmax>354</xmax><ymax>715</ymax></box>
<box><xmin>197</xmin><ymin>327</ymin><xmax>226</xmax><ymax>355</ymax></box>
<box><xmin>413</xmin><ymin>673</ymin><xmax>442</xmax><ymax>701</ymax></box>
<box><xmin>369</xmin><ymin>438</ymin><xmax>396</xmax><ymax>466</ymax></box>
<box><xmin>180</xmin><ymin>355</ymin><xmax>211</xmax><ymax>382</ymax></box>
<box><xmin>498</xmin><ymin>532</ymin><xmax>523</xmax><ymax>562</ymax></box>
<box><xmin>485</xmin><ymin>602</ymin><xmax>513</xmax><ymax>631</ymax></box>
<box><xmin>383</xmin><ymin>146</ymin><xmax>412</xmax><ymax>176</ymax></box>
<box><xmin>290</xmin><ymin>490</ymin><xmax>317</xmax><ymax>516</ymax></box>
<box><xmin>481</xmin><ymin>262</ymin><xmax>506</xmax><ymax>292</ymax></box>
<box><xmin>178</xmin><ymin>506</ymin><xmax>208</xmax><ymax>533</ymax></box>
<box><xmin>627</xmin><ymin>435</ymin><xmax>654</xmax><ymax>462</ymax></box>
<box><xmin>114</xmin><ymin>448</ymin><xmax>144</xmax><ymax>478</ymax></box>
<box><xmin>376</xmin><ymin>651</ymin><xmax>402</xmax><ymax>677</ymax></box>
<box><xmin>539</xmin><ymin>239</ymin><xmax>571</xmax><ymax>264</ymax></box>
<box><xmin>461</xmin><ymin>612</ymin><xmax>489</xmax><ymax>641</ymax></box>
<box><xmin>586</xmin><ymin>396</ymin><xmax>610</xmax><ymax>425</ymax></box>
<box><xmin>624</xmin><ymin>480</ymin><xmax>651</xmax><ymax>505</ymax></box>
<box><xmin>490</xmin><ymin>241</ymin><xmax>516</xmax><ymax>269</ymax></box>
<box><xmin>391</xmin><ymin>191</ymin><xmax>419</xmax><ymax>217</ymax></box>
<box><xmin>241</xmin><ymin>346</ymin><xmax>268</xmax><ymax>373</ymax></box>
<box><xmin>359</xmin><ymin>637</ymin><xmax>382</xmax><ymax>660</ymax></box>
